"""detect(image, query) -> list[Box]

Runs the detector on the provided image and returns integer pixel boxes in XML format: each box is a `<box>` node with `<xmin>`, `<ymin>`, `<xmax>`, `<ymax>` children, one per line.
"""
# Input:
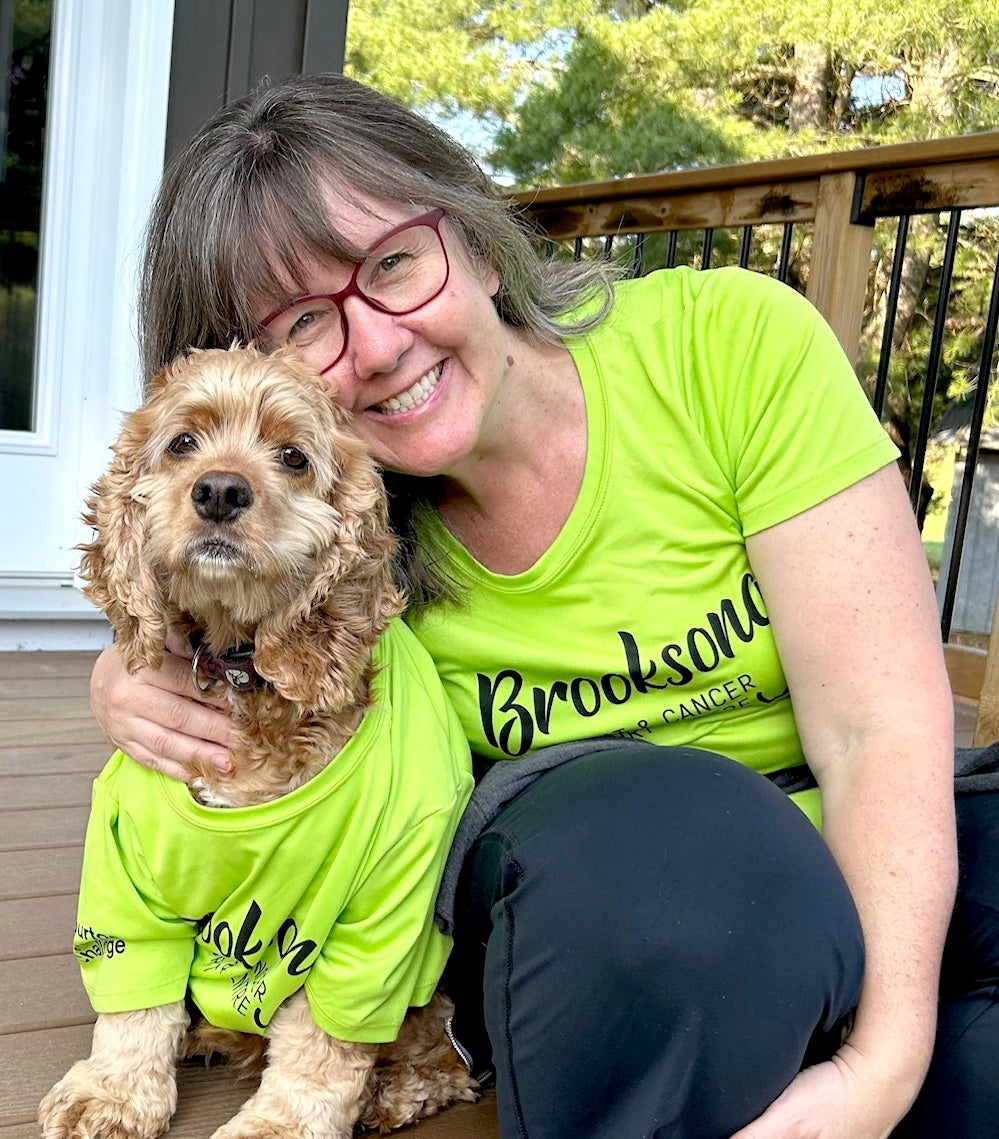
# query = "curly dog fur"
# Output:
<box><xmin>39</xmin><ymin>347</ymin><xmax>476</xmax><ymax>1139</ymax></box>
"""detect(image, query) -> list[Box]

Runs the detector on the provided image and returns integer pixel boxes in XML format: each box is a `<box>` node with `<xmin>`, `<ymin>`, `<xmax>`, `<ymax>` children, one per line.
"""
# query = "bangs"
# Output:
<box><xmin>216</xmin><ymin>164</ymin><xmax>408</xmax><ymax>338</ymax></box>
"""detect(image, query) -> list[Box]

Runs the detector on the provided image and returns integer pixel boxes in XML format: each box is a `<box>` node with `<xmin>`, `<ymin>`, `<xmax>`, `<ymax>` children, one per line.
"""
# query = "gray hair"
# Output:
<box><xmin>140</xmin><ymin>73</ymin><xmax>618</xmax><ymax>606</ymax></box>
<box><xmin>141</xmin><ymin>73</ymin><xmax>615</xmax><ymax>379</ymax></box>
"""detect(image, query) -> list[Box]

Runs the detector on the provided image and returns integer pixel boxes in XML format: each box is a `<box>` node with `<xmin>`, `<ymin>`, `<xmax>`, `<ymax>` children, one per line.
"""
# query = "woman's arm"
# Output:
<box><xmin>90</xmin><ymin>641</ymin><xmax>233</xmax><ymax>780</ymax></box>
<box><xmin>734</xmin><ymin>462</ymin><xmax>956</xmax><ymax>1139</ymax></box>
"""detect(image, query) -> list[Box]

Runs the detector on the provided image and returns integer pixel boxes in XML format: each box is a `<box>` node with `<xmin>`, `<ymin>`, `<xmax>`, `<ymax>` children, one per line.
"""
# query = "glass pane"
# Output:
<box><xmin>0</xmin><ymin>0</ymin><xmax>52</xmax><ymax>432</ymax></box>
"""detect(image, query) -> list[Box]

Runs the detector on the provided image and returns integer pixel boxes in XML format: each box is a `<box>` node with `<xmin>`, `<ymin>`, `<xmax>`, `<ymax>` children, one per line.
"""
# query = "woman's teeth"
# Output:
<box><xmin>376</xmin><ymin>364</ymin><xmax>443</xmax><ymax>414</ymax></box>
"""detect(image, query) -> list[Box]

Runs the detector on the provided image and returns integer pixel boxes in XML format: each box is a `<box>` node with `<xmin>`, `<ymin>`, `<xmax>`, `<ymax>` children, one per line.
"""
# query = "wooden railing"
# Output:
<box><xmin>512</xmin><ymin>133</ymin><xmax>999</xmax><ymax>743</ymax></box>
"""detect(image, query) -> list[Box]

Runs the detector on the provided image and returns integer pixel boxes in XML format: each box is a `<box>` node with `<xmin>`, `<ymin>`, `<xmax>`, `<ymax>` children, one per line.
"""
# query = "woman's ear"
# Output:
<box><xmin>78</xmin><ymin>410</ymin><xmax>169</xmax><ymax>673</ymax></box>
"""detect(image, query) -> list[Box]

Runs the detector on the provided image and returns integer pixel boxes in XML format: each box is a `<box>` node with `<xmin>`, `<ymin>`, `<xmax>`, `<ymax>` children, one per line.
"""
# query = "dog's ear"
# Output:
<box><xmin>78</xmin><ymin>410</ymin><xmax>168</xmax><ymax>674</ymax></box>
<box><xmin>254</xmin><ymin>459</ymin><xmax>403</xmax><ymax>713</ymax></box>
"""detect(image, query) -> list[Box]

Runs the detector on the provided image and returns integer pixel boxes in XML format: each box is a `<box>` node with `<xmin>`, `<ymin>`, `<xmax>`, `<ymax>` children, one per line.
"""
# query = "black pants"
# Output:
<box><xmin>444</xmin><ymin>745</ymin><xmax>999</xmax><ymax>1139</ymax></box>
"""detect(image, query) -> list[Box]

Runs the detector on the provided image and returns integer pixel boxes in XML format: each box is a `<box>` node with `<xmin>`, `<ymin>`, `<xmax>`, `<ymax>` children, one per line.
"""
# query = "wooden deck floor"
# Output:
<box><xmin>0</xmin><ymin>651</ymin><xmax>497</xmax><ymax>1139</ymax></box>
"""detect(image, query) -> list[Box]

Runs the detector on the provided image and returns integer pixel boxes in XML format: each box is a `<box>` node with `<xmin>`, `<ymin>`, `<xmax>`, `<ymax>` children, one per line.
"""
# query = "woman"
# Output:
<box><xmin>89</xmin><ymin>74</ymin><xmax>994</xmax><ymax>1138</ymax></box>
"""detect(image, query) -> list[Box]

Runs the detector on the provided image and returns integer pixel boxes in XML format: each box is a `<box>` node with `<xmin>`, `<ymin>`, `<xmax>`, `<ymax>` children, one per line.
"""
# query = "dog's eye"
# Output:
<box><xmin>280</xmin><ymin>447</ymin><xmax>310</xmax><ymax>472</ymax></box>
<box><xmin>168</xmin><ymin>433</ymin><xmax>198</xmax><ymax>456</ymax></box>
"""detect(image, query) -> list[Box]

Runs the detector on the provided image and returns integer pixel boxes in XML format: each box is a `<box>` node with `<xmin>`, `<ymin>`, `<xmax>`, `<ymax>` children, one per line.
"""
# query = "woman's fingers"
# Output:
<box><xmin>90</xmin><ymin>644</ymin><xmax>232</xmax><ymax>778</ymax></box>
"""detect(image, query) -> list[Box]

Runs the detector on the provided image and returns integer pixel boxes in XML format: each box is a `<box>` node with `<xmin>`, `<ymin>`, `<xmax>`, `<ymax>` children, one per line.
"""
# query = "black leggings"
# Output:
<box><xmin>444</xmin><ymin>745</ymin><xmax>999</xmax><ymax>1139</ymax></box>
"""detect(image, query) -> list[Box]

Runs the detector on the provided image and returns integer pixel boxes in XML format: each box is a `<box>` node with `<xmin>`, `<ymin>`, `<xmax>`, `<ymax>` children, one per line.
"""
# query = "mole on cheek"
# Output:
<box><xmin>506</xmin><ymin>355</ymin><xmax>514</xmax><ymax>367</ymax></box>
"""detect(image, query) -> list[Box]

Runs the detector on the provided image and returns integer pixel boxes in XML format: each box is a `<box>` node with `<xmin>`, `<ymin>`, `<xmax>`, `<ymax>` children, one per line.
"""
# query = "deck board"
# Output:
<box><xmin>2</xmin><ymin>719</ymin><xmax>109</xmax><ymax>748</ymax></box>
<box><xmin>1</xmin><ymin>773</ymin><xmax>99</xmax><ymax>810</ymax></box>
<box><xmin>0</xmin><ymin>847</ymin><xmax>84</xmax><ymax>901</ymax></box>
<box><xmin>0</xmin><ymin>894</ymin><xmax>79</xmax><ymax>959</ymax></box>
<box><xmin>2</xmin><ymin>955</ymin><xmax>96</xmax><ymax>1034</ymax></box>
<box><xmin>0</xmin><ymin>806</ymin><xmax>89</xmax><ymax>851</ymax></box>
<box><xmin>0</xmin><ymin>651</ymin><xmax>498</xmax><ymax>1137</ymax></box>
<box><xmin>0</xmin><ymin>742</ymin><xmax>112</xmax><ymax>777</ymax></box>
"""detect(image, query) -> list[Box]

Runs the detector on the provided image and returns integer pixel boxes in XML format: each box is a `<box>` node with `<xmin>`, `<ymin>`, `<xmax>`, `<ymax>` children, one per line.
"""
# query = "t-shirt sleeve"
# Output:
<box><xmin>305</xmin><ymin>804</ymin><xmax>461</xmax><ymax>1043</ymax></box>
<box><xmin>689</xmin><ymin>269</ymin><xmax>900</xmax><ymax>536</ymax></box>
<box><xmin>74</xmin><ymin>763</ymin><xmax>195</xmax><ymax>1012</ymax></box>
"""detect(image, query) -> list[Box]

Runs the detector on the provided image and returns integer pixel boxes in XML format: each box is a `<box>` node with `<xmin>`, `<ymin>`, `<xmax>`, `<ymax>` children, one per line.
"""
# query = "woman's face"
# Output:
<box><xmin>254</xmin><ymin>194</ymin><xmax>511</xmax><ymax>480</ymax></box>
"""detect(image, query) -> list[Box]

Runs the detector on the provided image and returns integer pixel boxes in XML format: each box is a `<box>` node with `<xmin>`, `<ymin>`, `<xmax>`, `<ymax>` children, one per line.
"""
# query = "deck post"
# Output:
<box><xmin>804</xmin><ymin>171</ymin><xmax>875</xmax><ymax>364</ymax></box>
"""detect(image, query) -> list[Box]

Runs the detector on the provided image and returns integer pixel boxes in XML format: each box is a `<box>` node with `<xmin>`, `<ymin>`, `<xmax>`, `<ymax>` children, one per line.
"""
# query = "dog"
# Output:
<box><xmin>39</xmin><ymin>346</ymin><xmax>476</xmax><ymax>1139</ymax></box>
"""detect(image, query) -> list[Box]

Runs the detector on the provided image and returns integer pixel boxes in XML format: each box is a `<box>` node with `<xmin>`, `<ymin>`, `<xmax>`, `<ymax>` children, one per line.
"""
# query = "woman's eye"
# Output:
<box><xmin>167</xmin><ymin>432</ymin><xmax>198</xmax><ymax>456</ymax></box>
<box><xmin>280</xmin><ymin>446</ymin><xmax>309</xmax><ymax>471</ymax></box>
<box><xmin>290</xmin><ymin>312</ymin><xmax>316</xmax><ymax>337</ymax></box>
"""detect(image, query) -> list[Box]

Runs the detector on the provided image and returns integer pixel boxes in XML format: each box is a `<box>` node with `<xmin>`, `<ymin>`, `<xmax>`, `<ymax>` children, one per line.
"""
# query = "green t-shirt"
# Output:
<box><xmin>410</xmin><ymin>267</ymin><xmax>899</xmax><ymax>828</ymax></box>
<box><xmin>74</xmin><ymin>619</ymin><xmax>473</xmax><ymax>1043</ymax></box>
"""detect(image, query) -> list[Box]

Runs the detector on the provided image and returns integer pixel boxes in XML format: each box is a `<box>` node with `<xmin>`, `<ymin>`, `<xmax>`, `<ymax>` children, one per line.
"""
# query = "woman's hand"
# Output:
<box><xmin>90</xmin><ymin>638</ymin><xmax>233</xmax><ymax>781</ymax></box>
<box><xmin>729</xmin><ymin>1042</ymin><xmax>918</xmax><ymax>1139</ymax></box>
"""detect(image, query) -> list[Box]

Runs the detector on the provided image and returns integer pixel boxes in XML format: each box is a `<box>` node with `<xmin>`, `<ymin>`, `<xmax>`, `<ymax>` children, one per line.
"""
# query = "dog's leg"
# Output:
<box><xmin>211</xmin><ymin>990</ymin><xmax>377</xmax><ymax>1139</ymax></box>
<box><xmin>39</xmin><ymin>1003</ymin><xmax>188</xmax><ymax>1139</ymax></box>
<box><xmin>359</xmin><ymin>992</ymin><xmax>478</xmax><ymax>1133</ymax></box>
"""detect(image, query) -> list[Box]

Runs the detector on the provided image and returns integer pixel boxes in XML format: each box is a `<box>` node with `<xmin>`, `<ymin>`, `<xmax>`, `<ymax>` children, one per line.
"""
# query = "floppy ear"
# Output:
<box><xmin>78</xmin><ymin>411</ymin><xmax>169</xmax><ymax>674</ymax></box>
<box><xmin>254</xmin><ymin>458</ymin><xmax>403</xmax><ymax>713</ymax></box>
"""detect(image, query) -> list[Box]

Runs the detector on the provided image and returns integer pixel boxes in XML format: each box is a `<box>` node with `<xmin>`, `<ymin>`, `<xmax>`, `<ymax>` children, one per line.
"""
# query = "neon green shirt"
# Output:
<box><xmin>74</xmin><ymin>620</ymin><xmax>473</xmax><ymax>1043</ymax></box>
<box><xmin>410</xmin><ymin>268</ymin><xmax>899</xmax><ymax>827</ymax></box>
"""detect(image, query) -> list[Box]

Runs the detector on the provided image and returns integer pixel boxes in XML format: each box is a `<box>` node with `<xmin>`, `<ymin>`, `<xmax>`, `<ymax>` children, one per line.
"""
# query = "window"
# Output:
<box><xmin>0</xmin><ymin>0</ymin><xmax>51</xmax><ymax>432</ymax></box>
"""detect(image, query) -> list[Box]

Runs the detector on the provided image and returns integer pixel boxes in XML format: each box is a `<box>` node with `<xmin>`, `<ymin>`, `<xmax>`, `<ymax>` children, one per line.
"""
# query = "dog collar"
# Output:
<box><xmin>191</xmin><ymin>638</ymin><xmax>263</xmax><ymax>693</ymax></box>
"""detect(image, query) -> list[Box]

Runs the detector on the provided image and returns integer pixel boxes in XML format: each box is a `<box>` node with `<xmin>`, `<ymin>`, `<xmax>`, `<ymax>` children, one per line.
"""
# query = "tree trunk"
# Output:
<box><xmin>789</xmin><ymin>42</ymin><xmax>831</xmax><ymax>131</ymax></box>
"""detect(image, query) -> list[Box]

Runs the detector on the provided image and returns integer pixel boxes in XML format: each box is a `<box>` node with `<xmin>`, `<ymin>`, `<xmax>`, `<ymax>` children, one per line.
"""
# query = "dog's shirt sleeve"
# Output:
<box><xmin>73</xmin><ymin>753</ymin><xmax>196</xmax><ymax>1012</ymax></box>
<box><xmin>304</xmin><ymin>799</ymin><xmax>464</xmax><ymax>1042</ymax></box>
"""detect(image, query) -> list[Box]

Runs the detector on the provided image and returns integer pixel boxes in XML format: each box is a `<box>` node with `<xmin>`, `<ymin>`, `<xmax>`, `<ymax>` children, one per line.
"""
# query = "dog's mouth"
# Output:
<box><xmin>185</xmin><ymin>535</ymin><xmax>251</xmax><ymax>568</ymax></box>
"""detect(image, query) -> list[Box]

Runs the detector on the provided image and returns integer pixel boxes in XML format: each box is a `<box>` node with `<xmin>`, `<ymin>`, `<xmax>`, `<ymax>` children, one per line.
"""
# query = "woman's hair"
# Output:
<box><xmin>140</xmin><ymin>73</ymin><xmax>618</xmax><ymax>606</ymax></box>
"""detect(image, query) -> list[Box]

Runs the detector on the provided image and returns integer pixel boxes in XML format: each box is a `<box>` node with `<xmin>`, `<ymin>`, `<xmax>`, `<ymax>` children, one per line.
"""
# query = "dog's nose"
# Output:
<box><xmin>191</xmin><ymin>471</ymin><xmax>254</xmax><ymax>522</ymax></box>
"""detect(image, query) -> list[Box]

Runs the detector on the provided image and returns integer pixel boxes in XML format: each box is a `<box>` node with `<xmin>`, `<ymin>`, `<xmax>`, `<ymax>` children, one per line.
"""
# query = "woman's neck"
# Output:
<box><xmin>437</xmin><ymin>338</ymin><xmax>587</xmax><ymax>574</ymax></box>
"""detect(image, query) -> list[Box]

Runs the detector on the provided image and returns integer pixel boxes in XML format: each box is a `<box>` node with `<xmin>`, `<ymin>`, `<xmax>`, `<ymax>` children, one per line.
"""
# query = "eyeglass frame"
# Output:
<box><xmin>260</xmin><ymin>207</ymin><xmax>450</xmax><ymax>376</ymax></box>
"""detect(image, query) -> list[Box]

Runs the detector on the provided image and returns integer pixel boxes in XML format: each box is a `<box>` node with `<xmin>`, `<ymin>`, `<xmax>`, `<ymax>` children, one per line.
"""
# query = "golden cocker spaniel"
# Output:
<box><xmin>39</xmin><ymin>346</ymin><xmax>476</xmax><ymax>1139</ymax></box>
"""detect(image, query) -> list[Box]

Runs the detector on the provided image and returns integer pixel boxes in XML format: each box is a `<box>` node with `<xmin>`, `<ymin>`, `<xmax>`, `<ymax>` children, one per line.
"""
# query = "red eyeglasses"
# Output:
<box><xmin>261</xmin><ymin>208</ymin><xmax>449</xmax><ymax>375</ymax></box>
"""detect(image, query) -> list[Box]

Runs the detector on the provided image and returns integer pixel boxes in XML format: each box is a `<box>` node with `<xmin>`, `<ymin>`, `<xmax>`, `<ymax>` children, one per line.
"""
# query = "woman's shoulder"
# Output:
<box><xmin>610</xmin><ymin>265</ymin><xmax>816</xmax><ymax>326</ymax></box>
<box><xmin>595</xmin><ymin>266</ymin><xmax>837</xmax><ymax>384</ymax></box>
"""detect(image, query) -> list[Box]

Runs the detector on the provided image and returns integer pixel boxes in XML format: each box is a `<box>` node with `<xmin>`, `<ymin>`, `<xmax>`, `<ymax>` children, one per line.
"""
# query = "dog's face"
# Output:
<box><xmin>132</xmin><ymin>348</ymin><xmax>371</xmax><ymax>623</ymax></box>
<box><xmin>81</xmin><ymin>346</ymin><xmax>400</xmax><ymax>707</ymax></box>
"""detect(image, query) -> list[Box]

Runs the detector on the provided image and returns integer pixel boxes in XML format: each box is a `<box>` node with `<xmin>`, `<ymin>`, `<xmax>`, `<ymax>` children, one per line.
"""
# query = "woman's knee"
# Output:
<box><xmin>462</xmin><ymin>746</ymin><xmax>864</xmax><ymax>1137</ymax></box>
<box><xmin>482</xmin><ymin>745</ymin><xmax>861</xmax><ymax>975</ymax></box>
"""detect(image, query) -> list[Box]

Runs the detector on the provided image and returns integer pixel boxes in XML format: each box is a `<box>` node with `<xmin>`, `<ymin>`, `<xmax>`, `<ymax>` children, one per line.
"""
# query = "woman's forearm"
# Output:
<box><xmin>818</xmin><ymin>727</ymin><xmax>956</xmax><ymax>1112</ymax></box>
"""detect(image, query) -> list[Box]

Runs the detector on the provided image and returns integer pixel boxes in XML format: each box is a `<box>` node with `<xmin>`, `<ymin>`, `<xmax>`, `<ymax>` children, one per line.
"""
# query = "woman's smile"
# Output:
<box><xmin>371</xmin><ymin>362</ymin><xmax>445</xmax><ymax>416</ymax></box>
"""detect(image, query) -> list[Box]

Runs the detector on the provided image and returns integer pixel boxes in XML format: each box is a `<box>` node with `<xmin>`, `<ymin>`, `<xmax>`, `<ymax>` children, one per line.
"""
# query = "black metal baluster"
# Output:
<box><xmin>632</xmin><ymin>233</ymin><xmax>646</xmax><ymax>277</ymax></box>
<box><xmin>776</xmin><ymin>223</ymin><xmax>794</xmax><ymax>283</ymax></box>
<box><xmin>939</xmin><ymin>233</ymin><xmax>999</xmax><ymax>640</ymax></box>
<box><xmin>573</xmin><ymin>237</ymin><xmax>584</xmax><ymax>262</ymax></box>
<box><xmin>739</xmin><ymin>226</ymin><xmax>753</xmax><ymax>269</ymax></box>
<box><xmin>700</xmin><ymin>228</ymin><xmax>714</xmax><ymax>269</ymax></box>
<box><xmin>873</xmin><ymin>215</ymin><xmax>910</xmax><ymax>419</ymax></box>
<box><xmin>909</xmin><ymin>210</ymin><xmax>962</xmax><ymax>515</ymax></box>
<box><xmin>666</xmin><ymin>231</ymin><xmax>679</xmax><ymax>269</ymax></box>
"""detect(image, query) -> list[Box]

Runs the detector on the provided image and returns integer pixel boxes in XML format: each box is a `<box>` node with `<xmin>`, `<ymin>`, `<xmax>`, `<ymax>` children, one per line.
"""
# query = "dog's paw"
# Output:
<box><xmin>39</xmin><ymin>1059</ymin><xmax>174</xmax><ymax>1139</ymax></box>
<box><xmin>211</xmin><ymin>1114</ymin><xmax>319</xmax><ymax>1139</ymax></box>
<box><xmin>359</xmin><ymin>1062</ymin><xmax>478</xmax><ymax>1133</ymax></box>
<box><xmin>210</xmin><ymin>1119</ymin><xmax>279</xmax><ymax>1139</ymax></box>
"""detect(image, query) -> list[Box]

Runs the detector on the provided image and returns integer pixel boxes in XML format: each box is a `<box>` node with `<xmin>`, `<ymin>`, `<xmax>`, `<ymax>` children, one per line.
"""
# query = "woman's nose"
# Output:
<box><xmin>342</xmin><ymin>296</ymin><xmax>414</xmax><ymax>381</ymax></box>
